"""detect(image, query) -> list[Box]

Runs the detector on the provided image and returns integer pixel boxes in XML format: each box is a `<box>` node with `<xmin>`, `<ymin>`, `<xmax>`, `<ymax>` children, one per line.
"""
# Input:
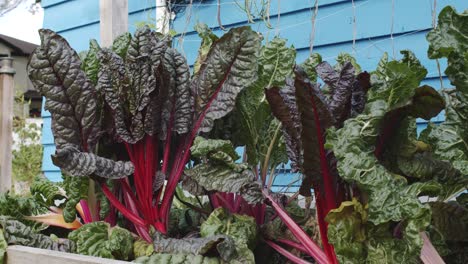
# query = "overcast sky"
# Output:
<box><xmin>0</xmin><ymin>0</ymin><xmax>43</xmax><ymax>44</ymax></box>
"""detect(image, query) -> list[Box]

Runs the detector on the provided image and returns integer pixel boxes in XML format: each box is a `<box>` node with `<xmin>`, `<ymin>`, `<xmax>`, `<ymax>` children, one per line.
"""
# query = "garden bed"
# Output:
<box><xmin>5</xmin><ymin>246</ymin><xmax>127</xmax><ymax>264</ymax></box>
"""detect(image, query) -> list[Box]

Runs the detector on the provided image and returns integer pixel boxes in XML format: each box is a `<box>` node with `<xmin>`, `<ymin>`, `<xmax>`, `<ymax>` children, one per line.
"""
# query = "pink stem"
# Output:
<box><xmin>276</xmin><ymin>238</ymin><xmax>309</xmax><ymax>255</ymax></box>
<box><xmin>79</xmin><ymin>200</ymin><xmax>93</xmax><ymax>223</ymax></box>
<box><xmin>263</xmin><ymin>190</ymin><xmax>328</xmax><ymax>264</ymax></box>
<box><xmin>265</xmin><ymin>240</ymin><xmax>313</xmax><ymax>264</ymax></box>
<box><xmin>101</xmin><ymin>184</ymin><xmax>147</xmax><ymax>227</ymax></box>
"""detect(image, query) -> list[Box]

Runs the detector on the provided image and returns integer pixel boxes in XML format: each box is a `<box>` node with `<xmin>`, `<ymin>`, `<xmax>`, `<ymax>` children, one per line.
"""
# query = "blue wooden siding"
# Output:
<box><xmin>41</xmin><ymin>0</ymin><xmax>466</xmax><ymax>188</ymax></box>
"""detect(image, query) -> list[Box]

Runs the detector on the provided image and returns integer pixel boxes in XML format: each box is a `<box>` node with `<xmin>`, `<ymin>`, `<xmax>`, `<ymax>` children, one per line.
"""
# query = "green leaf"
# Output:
<box><xmin>30</xmin><ymin>176</ymin><xmax>66</xmax><ymax>207</ymax></box>
<box><xmin>193</xmin><ymin>23</ymin><xmax>219</xmax><ymax>75</ymax></box>
<box><xmin>184</xmin><ymin>162</ymin><xmax>263</xmax><ymax>205</ymax></box>
<box><xmin>151</xmin><ymin>232</ymin><xmax>236</xmax><ymax>262</ymax></box>
<box><xmin>112</xmin><ymin>32</ymin><xmax>132</xmax><ymax>59</ymax></box>
<box><xmin>0</xmin><ymin>192</ymin><xmax>48</xmax><ymax>230</ymax></box>
<box><xmin>335</xmin><ymin>52</ymin><xmax>362</xmax><ymax>74</ymax></box>
<box><xmin>200</xmin><ymin>208</ymin><xmax>257</xmax><ymax>264</ymax></box>
<box><xmin>234</xmin><ymin>38</ymin><xmax>294</xmax><ymax>167</ymax></box>
<box><xmin>325</xmin><ymin>51</ymin><xmax>443</xmax><ymax>263</ymax></box>
<box><xmin>201</xmin><ymin>208</ymin><xmax>257</xmax><ymax>249</ymax></box>
<box><xmin>260</xmin><ymin>38</ymin><xmax>296</xmax><ymax>88</ymax></box>
<box><xmin>0</xmin><ymin>217</ymin><xmax>75</xmax><ymax>252</ymax></box>
<box><xmin>134</xmin><ymin>239</ymin><xmax>154</xmax><ymax>258</ymax></box>
<box><xmin>134</xmin><ymin>253</ymin><xmax>220</xmax><ymax>264</ymax></box>
<box><xmin>61</xmin><ymin>175</ymin><xmax>88</xmax><ymax>223</ymax></box>
<box><xmin>68</xmin><ymin>222</ymin><xmax>134</xmax><ymax>260</ymax></box>
<box><xmin>192</xmin><ymin>26</ymin><xmax>260</xmax><ymax>133</ymax></box>
<box><xmin>82</xmin><ymin>39</ymin><xmax>101</xmax><ymax>85</ymax></box>
<box><xmin>325</xmin><ymin>198</ymin><xmax>367</xmax><ymax>264</ymax></box>
<box><xmin>300</xmin><ymin>53</ymin><xmax>322</xmax><ymax>82</ymax></box>
<box><xmin>190</xmin><ymin>136</ymin><xmax>239</xmax><ymax>161</ymax></box>
<box><xmin>429</xmin><ymin>201</ymin><xmax>468</xmax><ymax>263</ymax></box>
<box><xmin>0</xmin><ymin>229</ymin><xmax>6</xmax><ymax>264</ymax></box>
<box><xmin>421</xmin><ymin>7</ymin><xmax>468</xmax><ymax>197</ymax></box>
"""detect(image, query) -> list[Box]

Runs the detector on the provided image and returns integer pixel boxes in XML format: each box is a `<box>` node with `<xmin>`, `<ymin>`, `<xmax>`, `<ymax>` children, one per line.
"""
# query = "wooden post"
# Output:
<box><xmin>0</xmin><ymin>57</ymin><xmax>15</xmax><ymax>193</ymax></box>
<box><xmin>99</xmin><ymin>0</ymin><xmax>128</xmax><ymax>47</ymax></box>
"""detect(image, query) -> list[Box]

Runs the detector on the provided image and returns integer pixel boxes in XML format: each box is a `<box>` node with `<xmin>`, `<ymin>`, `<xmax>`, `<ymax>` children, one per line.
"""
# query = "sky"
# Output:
<box><xmin>0</xmin><ymin>0</ymin><xmax>44</xmax><ymax>44</ymax></box>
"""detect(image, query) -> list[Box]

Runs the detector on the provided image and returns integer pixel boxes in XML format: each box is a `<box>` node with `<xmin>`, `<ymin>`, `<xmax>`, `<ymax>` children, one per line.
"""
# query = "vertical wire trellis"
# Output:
<box><xmin>390</xmin><ymin>0</ymin><xmax>396</xmax><ymax>58</ymax></box>
<box><xmin>432</xmin><ymin>0</ymin><xmax>444</xmax><ymax>89</ymax></box>
<box><xmin>351</xmin><ymin>0</ymin><xmax>357</xmax><ymax>54</ymax></box>
<box><xmin>309</xmin><ymin>0</ymin><xmax>319</xmax><ymax>54</ymax></box>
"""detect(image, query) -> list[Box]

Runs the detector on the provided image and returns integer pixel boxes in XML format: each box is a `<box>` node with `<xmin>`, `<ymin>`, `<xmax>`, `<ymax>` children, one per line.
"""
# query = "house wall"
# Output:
<box><xmin>40</xmin><ymin>0</ymin><xmax>467</xmax><ymax>187</ymax></box>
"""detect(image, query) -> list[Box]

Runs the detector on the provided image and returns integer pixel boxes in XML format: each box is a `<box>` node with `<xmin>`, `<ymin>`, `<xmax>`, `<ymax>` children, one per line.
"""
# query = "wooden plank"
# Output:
<box><xmin>0</xmin><ymin>57</ymin><xmax>15</xmax><ymax>193</ymax></box>
<box><xmin>99</xmin><ymin>0</ymin><xmax>128</xmax><ymax>47</ymax></box>
<box><xmin>5</xmin><ymin>246</ymin><xmax>129</xmax><ymax>264</ymax></box>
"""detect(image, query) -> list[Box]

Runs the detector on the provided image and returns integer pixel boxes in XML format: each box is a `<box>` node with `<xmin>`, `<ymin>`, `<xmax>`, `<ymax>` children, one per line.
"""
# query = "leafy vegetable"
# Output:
<box><xmin>134</xmin><ymin>253</ymin><xmax>220</xmax><ymax>264</ymax></box>
<box><xmin>0</xmin><ymin>217</ymin><xmax>75</xmax><ymax>252</ymax></box>
<box><xmin>325</xmin><ymin>51</ymin><xmax>445</xmax><ymax>263</ymax></box>
<box><xmin>185</xmin><ymin>137</ymin><xmax>263</xmax><ymax>204</ymax></box>
<box><xmin>68</xmin><ymin>222</ymin><xmax>134</xmax><ymax>260</ymax></box>
<box><xmin>30</xmin><ymin>176</ymin><xmax>66</xmax><ymax>207</ymax></box>
<box><xmin>152</xmin><ymin>233</ymin><xmax>236</xmax><ymax>262</ymax></box>
<box><xmin>193</xmin><ymin>23</ymin><xmax>219</xmax><ymax>75</ymax></box>
<box><xmin>0</xmin><ymin>229</ymin><xmax>6</xmax><ymax>264</ymax></box>
<box><xmin>201</xmin><ymin>208</ymin><xmax>257</xmax><ymax>263</ymax></box>
<box><xmin>28</xmin><ymin>25</ymin><xmax>261</xmax><ymax>238</ymax></box>
<box><xmin>420</xmin><ymin>6</ymin><xmax>468</xmax><ymax>197</ymax></box>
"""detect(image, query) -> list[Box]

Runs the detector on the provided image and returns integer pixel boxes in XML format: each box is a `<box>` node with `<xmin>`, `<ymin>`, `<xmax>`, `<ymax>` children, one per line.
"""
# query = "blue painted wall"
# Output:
<box><xmin>41</xmin><ymin>0</ymin><xmax>466</xmax><ymax>191</ymax></box>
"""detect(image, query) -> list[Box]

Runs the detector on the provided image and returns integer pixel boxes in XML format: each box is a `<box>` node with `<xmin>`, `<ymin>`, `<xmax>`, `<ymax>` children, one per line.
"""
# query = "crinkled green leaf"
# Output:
<box><xmin>52</xmin><ymin>144</ymin><xmax>134</xmax><ymax>179</ymax></box>
<box><xmin>200</xmin><ymin>208</ymin><xmax>257</xmax><ymax>264</ymax></box>
<box><xmin>190</xmin><ymin>136</ymin><xmax>239</xmax><ymax>161</ymax></box>
<box><xmin>98</xmin><ymin>180</ymin><xmax>112</xmax><ymax>220</ymax></box>
<box><xmin>61</xmin><ymin>175</ymin><xmax>88</xmax><ymax>223</ymax></box>
<box><xmin>134</xmin><ymin>239</ymin><xmax>154</xmax><ymax>258</ymax></box>
<box><xmin>192</xmin><ymin>26</ymin><xmax>260</xmax><ymax>133</ymax></box>
<box><xmin>335</xmin><ymin>52</ymin><xmax>362</xmax><ymax>74</ymax></box>
<box><xmin>326</xmin><ymin>51</ymin><xmax>443</xmax><ymax>263</ymax></box>
<box><xmin>201</xmin><ymin>208</ymin><xmax>257</xmax><ymax>249</ymax></box>
<box><xmin>300</xmin><ymin>53</ymin><xmax>322</xmax><ymax>82</ymax></box>
<box><xmin>82</xmin><ymin>39</ymin><xmax>101</xmax><ymax>85</ymax></box>
<box><xmin>184</xmin><ymin>162</ymin><xmax>263</xmax><ymax>205</ymax></box>
<box><xmin>260</xmin><ymin>38</ymin><xmax>296</xmax><ymax>88</ymax></box>
<box><xmin>325</xmin><ymin>198</ymin><xmax>367</xmax><ymax>264</ymax></box>
<box><xmin>0</xmin><ymin>229</ymin><xmax>6</xmax><ymax>263</ymax></box>
<box><xmin>430</xmin><ymin>201</ymin><xmax>468</xmax><ymax>263</ymax></box>
<box><xmin>30</xmin><ymin>176</ymin><xmax>66</xmax><ymax>207</ymax></box>
<box><xmin>193</xmin><ymin>23</ymin><xmax>219</xmax><ymax>75</ymax></box>
<box><xmin>27</xmin><ymin>29</ymin><xmax>101</xmax><ymax>150</ymax></box>
<box><xmin>168</xmin><ymin>207</ymin><xmax>201</xmax><ymax>237</ymax></box>
<box><xmin>134</xmin><ymin>253</ymin><xmax>220</xmax><ymax>264</ymax></box>
<box><xmin>0</xmin><ymin>217</ymin><xmax>75</xmax><ymax>252</ymax></box>
<box><xmin>186</xmin><ymin>136</ymin><xmax>263</xmax><ymax>203</ymax></box>
<box><xmin>234</xmin><ymin>38</ymin><xmax>293</xmax><ymax>167</ymax></box>
<box><xmin>68</xmin><ymin>221</ymin><xmax>134</xmax><ymax>260</ymax></box>
<box><xmin>0</xmin><ymin>192</ymin><xmax>48</xmax><ymax>230</ymax></box>
<box><xmin>112</xmin><ymin>32</ymin><xmax>132</xmax><ymax>59</ymax></box>
<box><xmin>152</xmin><ymin>232</ymin><xmax>236</xmax><ymax>262</ymax></box>
<box><xmin>426</xmin><ymin>6</ymin><xmax>468</xmax><ymax>94</ymax></box>
<box><xmin>422</xmin><ymin>7</ymin><xmax>468</xmax><ymax>186</ymax></box>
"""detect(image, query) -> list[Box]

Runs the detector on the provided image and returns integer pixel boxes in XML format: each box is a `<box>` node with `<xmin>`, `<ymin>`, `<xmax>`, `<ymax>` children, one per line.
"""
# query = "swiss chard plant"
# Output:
<box><xmin>27</xmin><ymin>25</ymin><xmax>261</xmax><ymax>241</ymax></box>
<box><xmin>324</xmin><ymin>6</ymin><xmax>467</xmax><ymax>264</ymax></box>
